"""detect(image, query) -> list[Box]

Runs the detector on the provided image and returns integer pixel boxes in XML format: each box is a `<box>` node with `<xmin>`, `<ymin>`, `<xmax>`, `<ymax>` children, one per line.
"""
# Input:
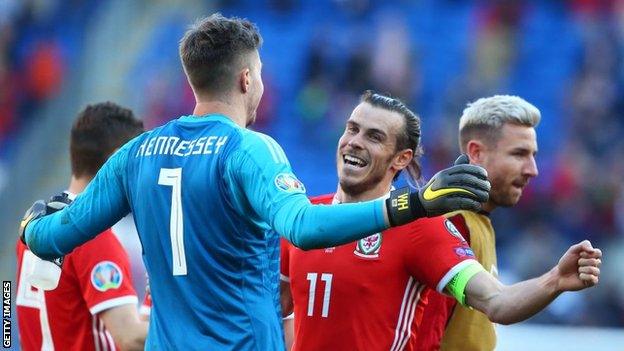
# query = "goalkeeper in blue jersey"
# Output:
<box><xmin>19</xmin><ymin>14</ymin><xmax>490</xmax><ymax>350</ymax></box>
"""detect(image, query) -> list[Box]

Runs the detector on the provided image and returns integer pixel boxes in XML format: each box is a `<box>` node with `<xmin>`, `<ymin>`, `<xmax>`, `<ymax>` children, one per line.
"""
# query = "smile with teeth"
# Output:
<box><xmin>343</xmin><ymin>154</ymin><xmax>368</xmax><ymax>168</ymax></box>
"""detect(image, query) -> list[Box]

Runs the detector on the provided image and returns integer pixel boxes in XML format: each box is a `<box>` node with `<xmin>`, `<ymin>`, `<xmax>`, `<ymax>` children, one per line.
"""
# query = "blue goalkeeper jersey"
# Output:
<box><xmin>26</xmin><ymin>114</ymin><xmax>388</xmax><ymax>350</ymax></box>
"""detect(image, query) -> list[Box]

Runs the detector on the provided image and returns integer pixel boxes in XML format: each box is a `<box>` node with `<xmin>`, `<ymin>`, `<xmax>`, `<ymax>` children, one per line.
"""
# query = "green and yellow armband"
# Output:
<box><xmin>446</xmin><ymin>263</ymin><xmax>484</xmax><ymax>306</ymax></box>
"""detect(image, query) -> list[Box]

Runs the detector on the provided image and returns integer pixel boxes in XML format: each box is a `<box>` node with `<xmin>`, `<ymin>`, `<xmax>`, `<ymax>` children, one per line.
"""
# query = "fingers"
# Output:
<box><xmin>578</xmin><ymin>239</ymin><xmax>593</xmax><ymax>251</ymax></box>
<box><xmin>445</xmin><ymin>197</ymin><xmax>482</xmax><ymax>212</ymax></box>
<box><xmin>568</xmin><ymin>239</ymin><xmax>602</xmax><ymax>260</ymax></box>
<box><xmin>580</xmin><ymin>248</ymin><xmax>602</xmax><ymax>259</ymax></box>
<box><xmin>463</xmin><ymin>187</ymin><xmax>489</xmax><ymax>203</ymax></box>
<box><xmin>579</xmin><ymin>272</ymin><xmax>599</xmax><ymax>287</ymax></box>
<box><xmin>578</xmin><ymin>257</ymin><xmax>601</xmax><ymax>268</ymax></box>
<box><xmin>447</xmin><ymin>164</ymin><xmax>489</xmax><ymax>180</ymax></box>
<box><xmin>578</xmin><ymin>253</ymin><xmax>601</xmax><ymax>288</ymax></box>
<box><xmin>453</xmin><ymin>154</ymin><xmax>470</xmax><ymax>165</ymax></box>
<box><xmin>444</xmin><ymin>174</ymin><xmax>491</xmax><ymax>199</ymax></box>
<box><xmin>445</xmin><ymin>173</ymin><xmax>490</xmax><ymax>190</ymax></box>
<box><xmin>578</xmin><ymin>265</ymin><xmax>600</xmax><ymax>276</ymax></box>
<box><xmin>567</xmin><ymin>240</ymin><xmax>594</xmax><ymax>254</ymax></box>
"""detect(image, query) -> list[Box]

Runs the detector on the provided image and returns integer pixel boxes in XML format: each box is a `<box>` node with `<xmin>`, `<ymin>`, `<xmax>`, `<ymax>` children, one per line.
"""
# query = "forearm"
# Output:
<box><xmin>116</xmin><ymin>321</ymin><xmax>148</xmax><ymax>351</ymax></box>
<box><xmin>25</xmin><ymin>155</ymin><xmax>130</xmax><ymax>259</ymax></box>
<box><xmin>26</xmin><ymin>196</ymin><xmax>128</xmax><ymax>259</ymax></box>
<box><xmin>275</xmin><ymin>198</ymin><xmax>388</xmax><ymax>250</ymax></box>
<box><xmin>25</xmin><ymin>211</ymin><xmax>91</xmax><ymax>259</ymax></box>
<box><xmin>468</xmin><ymin>267</ymin><xmax>561</xmax><ymax>325</ymax></box>
<box><xmin>100</xmin><ymin>304</ymin><xmax>148</xmax><ymax>351</ymax></box>
<box><xmin>283</xmin><ymin>317</ymin><xmax>294</xmax><ymax>351</ymax></box>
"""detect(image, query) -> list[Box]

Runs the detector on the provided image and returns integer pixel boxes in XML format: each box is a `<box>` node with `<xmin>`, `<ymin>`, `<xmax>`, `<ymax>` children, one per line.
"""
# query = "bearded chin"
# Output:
<box><xmin>339</xmin><ymin>171</ymin><xmax>386</xmax><ymax>198</ymax></box>
<box><xmin>491</xmin><ymin>191</ymin><xmax>519</xmax><ymax>208</ymax></box>
<box><xmin>340</xmin><ymin>179</ymin><xmax>369</xmax><ymax>197</ymax></box>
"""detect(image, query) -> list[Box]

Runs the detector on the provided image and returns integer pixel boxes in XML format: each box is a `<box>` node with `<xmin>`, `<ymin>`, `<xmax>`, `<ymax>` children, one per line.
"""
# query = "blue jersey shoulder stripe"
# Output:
<box><xmin>257</xmin><ymin>133</ymin><xmax>288</xmax><ymax>165</ymax></box>
<box><xmin>257</xmin><ymin>134</ymin><xmax>279</xmax><ymax>163</ymax></box>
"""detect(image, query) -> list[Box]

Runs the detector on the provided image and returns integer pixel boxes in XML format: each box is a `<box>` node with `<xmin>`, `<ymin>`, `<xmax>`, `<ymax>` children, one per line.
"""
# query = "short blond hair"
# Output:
<box><xmin>458</xmin><ymin>95</ymin><xmax>540</xmax><ymax>151</ymax></box>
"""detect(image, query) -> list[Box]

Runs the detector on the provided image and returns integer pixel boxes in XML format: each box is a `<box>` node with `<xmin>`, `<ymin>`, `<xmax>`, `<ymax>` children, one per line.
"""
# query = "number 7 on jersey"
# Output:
<box><xmin>159</xmin><ymin>168</ymin><xmax>187</xmax><ymax>275</ymax></box>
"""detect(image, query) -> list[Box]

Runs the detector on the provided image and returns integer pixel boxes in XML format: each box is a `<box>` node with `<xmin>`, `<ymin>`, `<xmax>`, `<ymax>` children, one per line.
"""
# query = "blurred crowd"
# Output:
<box><xmin>0</xmin><ymin>0</ymin><xmax>99</xmax><ymax>190</ymax></box>
<box><xmin>2</xmin><ymin>0</ymin><xmax>623</xmax><ymax>327</ymax></box>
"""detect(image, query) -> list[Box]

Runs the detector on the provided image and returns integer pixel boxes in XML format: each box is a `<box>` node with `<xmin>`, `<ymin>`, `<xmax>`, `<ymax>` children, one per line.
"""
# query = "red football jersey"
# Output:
<box><xmin>416</xmin><ymin>214</ymin><xmax>471</xmax><ymax>351</ymax></box>
<box><xmin>281</xmin><ymin>194</ymin><xmax>478</xmax><ymax>351</ymax></box>
<box><xmin>16</xmin><ymin>229</ymin><xmax>138</xmax><ymax>351</ymax></box>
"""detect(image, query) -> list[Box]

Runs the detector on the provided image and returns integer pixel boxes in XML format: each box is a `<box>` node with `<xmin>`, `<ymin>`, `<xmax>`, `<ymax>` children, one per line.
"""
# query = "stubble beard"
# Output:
<box><xmin>489</xmin><ymin>183</ymin><xmax>522</xmax><ymax>208</ymax></box>
<box><xmin>339</xmin><ymin>169</ymin><xmax>386</xmax><ymax>199</ymax></box>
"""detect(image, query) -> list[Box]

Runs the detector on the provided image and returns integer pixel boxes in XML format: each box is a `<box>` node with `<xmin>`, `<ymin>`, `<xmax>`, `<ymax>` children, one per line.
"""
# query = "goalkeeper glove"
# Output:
<box><xmin>386</xmin><ymin>154</ymin><xmax>490</xmax><ymax>226</ymax></box>
<box><xmin>19</xmin><ymin>193</ymin><xmax>73</xmax><ymax>246</ymax></box>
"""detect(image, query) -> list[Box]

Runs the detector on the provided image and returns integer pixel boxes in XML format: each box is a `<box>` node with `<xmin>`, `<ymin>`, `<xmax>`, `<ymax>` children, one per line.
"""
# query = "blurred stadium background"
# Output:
<box><xmin>0</xmin><ymin>0</ymin><xmax>623</xmax><ymax>349</ymax></box>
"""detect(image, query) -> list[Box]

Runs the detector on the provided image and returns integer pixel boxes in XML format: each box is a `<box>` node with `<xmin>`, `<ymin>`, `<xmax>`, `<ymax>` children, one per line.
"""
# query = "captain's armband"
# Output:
<box><xmin>445</xmin><ymin>263</ymin><xmax>484</xmax><ymax>306</ymax></box>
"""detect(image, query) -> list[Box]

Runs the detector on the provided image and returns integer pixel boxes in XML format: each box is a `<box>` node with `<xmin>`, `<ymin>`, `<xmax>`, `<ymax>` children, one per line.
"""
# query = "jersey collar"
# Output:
<box><xmin>332</xmin><ymin>186</ymin><xmax>394</xmax><ymax>204</ymax></box>
<box><xmin>178</xmin><ymin>114</ymin><xmax>237</xmax><ymax>126</ymax></box>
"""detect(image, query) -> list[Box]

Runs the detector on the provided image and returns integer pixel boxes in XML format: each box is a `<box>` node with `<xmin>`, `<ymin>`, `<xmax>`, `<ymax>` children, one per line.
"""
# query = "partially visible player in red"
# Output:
<box><xmin>418</xmin><ymin>95</ymin><xmax>542</xmax><ymax>351</ymax></box>
<box><xmin>16</xmin><ymin>102</ymin><xmax>148</xmax><ymax>351</ymax></box>
<box><xmin>281</xmin><ymin>91</ymin><xmax>602</xmax><ymax>351</ymax></box>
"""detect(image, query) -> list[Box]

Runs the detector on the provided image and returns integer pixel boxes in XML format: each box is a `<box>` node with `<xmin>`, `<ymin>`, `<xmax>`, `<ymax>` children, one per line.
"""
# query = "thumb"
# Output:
<box><xmin>454</xmin><ymin>154</ymin><xmax>470</xmax><ymax>166</ymax></box>
<box><xmin>569</xmin><ymin>240</ymin><xmax>594</xmax><ymax>254</ymax></box>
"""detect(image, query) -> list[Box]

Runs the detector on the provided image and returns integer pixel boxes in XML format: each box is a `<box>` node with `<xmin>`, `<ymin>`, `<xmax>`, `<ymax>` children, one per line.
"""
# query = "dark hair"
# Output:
<box><xmin>179</xmin><ymin>13</ymin><xmax>262</xmax><ymax>96</ymax></box>
<box><xmin>70</xmin><ymin>102</ymin><xmax>144</xmax><ymax>178</ymax></box>
<box><xmin>360</xmin><ymin>90</ymin><xmax>423</xmax><ymax>183</ymax></box>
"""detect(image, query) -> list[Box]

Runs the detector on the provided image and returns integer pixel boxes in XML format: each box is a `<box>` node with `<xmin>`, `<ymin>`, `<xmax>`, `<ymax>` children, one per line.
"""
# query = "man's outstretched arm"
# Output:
<box><xmin>22</xmin><ymin>141</ymin><xmax>136</xmax><ymax>259</ymax></box>
<box><xmin>275</xmin><ymin>156</ymin><xmax>490</xmax><ymax>250</ymax></box>
<box><xmin>231</xmin><ymin>137</ymin><xmax>491</xmax><ymax>250</ymax></box>
<box><xmin>460</xmin><ymin>240</ymin><xmax>601</xmax><ymax>325</ymax></box>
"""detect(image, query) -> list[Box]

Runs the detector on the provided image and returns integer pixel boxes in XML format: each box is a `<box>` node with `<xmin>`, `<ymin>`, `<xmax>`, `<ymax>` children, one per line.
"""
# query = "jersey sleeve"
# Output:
<box><xmin>403</xmin><ymin>216</ymin><xmax>480</xmax><ymax>293</ymax></box>
<box><xmin>447</xmin><ymin>213</ymin><xmax>471</xmax><ymax>244</ymax></box>
<box><xmin>25</xmin><ymin>137</ymin><xmax>141</xmax><ymax>260</ymax></box>
<box><xmin>69</xmin><ymin>230</ymin><xmax>138</xmax><ymax>315</ymax></box>
<box><xmin>224</xmin><ymin>132</ymin><xmax>388</xmax><ymax>250</ymax></box>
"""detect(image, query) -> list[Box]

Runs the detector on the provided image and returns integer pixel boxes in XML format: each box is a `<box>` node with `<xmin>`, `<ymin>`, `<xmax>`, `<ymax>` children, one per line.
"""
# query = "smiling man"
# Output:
<box><xmin>281</xmin><ymin>91</ymin><xmax>602</xmax><ymax>351</ymax></box>
<box><xmin>419</xmin><ymin>95</ymin><xmax>543</xmax><ymax>351</ymax></box>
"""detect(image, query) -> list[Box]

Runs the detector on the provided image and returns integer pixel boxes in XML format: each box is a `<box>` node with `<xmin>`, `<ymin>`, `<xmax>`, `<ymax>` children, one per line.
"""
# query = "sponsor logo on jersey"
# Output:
<box><xmin>274</xmin><ymin>173</ymin><xmax>306</xmax><ymax>193</ymax></box>
<box><xmin>354</xmin><ymin>233</ymin><xmax>382</xmax><ymax>259</ymax></box>
<box><xmin>90</xmin><ymin>261</ymin><xmax>123</xmax><ymax>292</ymax></box>
<box><xmin>453</xmin><ymin>246</ymin><xmax>475</xmax><ymax>258</ymax></box>
<box><xmin>444</xmin><ymin>219</ymin><xmax>465</xmax><ymax>242</ymax></box>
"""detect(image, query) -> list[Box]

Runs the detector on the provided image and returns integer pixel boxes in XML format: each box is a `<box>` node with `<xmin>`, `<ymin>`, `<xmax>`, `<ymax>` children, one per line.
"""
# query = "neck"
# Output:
<box><xmin>334</xmin><ymin>183</ymin><xmax>392</xmax><ymax>204</ymax></box>
<box><xmin>67</xmin><ymin>175</ymin><xmax>93</xmax><ymax>195</ymax></box>
<box><xmin>193</xmin><ymin>99</ymin><xmax>247</xmax><ymax>128</ymax></box>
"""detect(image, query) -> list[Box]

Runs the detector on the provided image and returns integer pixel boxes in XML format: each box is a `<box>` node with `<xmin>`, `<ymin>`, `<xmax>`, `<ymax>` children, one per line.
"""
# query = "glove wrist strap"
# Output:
<box><xmin>386</xmin><ymin>187</ymin><xmax>415</xmax><ymax>226</ymax></box>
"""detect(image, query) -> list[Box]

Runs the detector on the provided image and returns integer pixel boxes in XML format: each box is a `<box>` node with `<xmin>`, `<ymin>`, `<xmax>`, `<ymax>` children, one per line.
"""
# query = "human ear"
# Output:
<box><xmin>392</xmin><ymin>149</ymin><xmax>413</xmax><ymax>171</ymax></box>
<box><xmin>239</xmin><ymin>68</ymin><xmax>251</xmax><ymax>93</ymax></box>
<box><xmin>466</xmin><ymin>140</ymin><xmax>486</xmax><ymax>164</ymax></box>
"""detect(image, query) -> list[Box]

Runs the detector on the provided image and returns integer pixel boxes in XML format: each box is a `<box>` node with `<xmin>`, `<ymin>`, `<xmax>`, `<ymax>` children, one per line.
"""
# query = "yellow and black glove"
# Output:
<box><xmin>386</xmin><ymin>154</ymin><xmax>490</xmax><ymax>226</ymax></box>
<box><xmin>19</xmin><ymin>193</ymin><xmax>73</xmax><ymax>245</ymax></box>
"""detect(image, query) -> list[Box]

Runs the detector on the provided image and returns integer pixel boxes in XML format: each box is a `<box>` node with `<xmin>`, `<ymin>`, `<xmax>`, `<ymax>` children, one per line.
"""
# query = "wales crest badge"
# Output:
<box><xmin>354</xmin><ymin>233</ymin><xmax>382</xmax><ymax>259</ymax></box>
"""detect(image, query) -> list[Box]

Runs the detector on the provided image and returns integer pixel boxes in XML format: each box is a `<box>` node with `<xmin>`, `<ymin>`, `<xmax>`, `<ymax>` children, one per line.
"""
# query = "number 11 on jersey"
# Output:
<box><xmin>159</xmin><ymin>168</ymin><xmax>187</xmax><ymax>276</ymax></box>
<box><xmin>306</xmin><ymin>273</ymin><xmax>333</xmax><ymax>317</ymax></box>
